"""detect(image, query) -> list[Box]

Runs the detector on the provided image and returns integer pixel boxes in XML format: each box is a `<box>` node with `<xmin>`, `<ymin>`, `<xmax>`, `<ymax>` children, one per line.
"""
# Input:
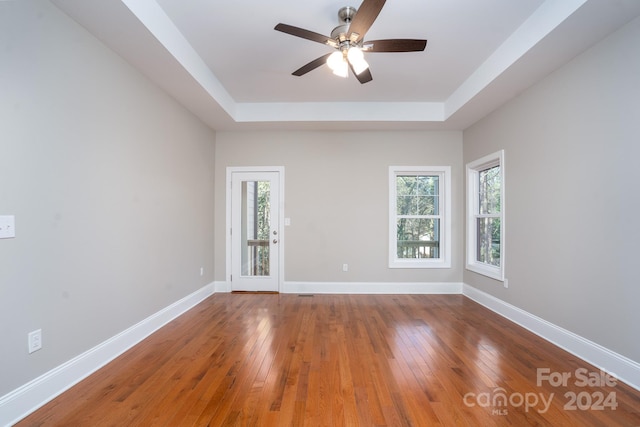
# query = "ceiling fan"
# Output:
<box><xmin>274</xmin><ymin>0</ymin><xmax>427</xmax><ymax>84</ymax></box>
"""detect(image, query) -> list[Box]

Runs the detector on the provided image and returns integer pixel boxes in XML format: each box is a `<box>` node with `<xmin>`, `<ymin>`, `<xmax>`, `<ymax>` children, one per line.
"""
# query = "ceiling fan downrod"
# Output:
<box><xmin>331</xmin><ymin>6</ymin><xmax>358</xmax><ymax>41</ymax></box>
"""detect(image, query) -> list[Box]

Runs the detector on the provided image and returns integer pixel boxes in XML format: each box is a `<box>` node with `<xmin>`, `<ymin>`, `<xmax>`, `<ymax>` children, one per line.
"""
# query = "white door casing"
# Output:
<box><xmin>226</xmin><ymin>167</ymin><xmax>284</xmax><ymax>292</ymax></box>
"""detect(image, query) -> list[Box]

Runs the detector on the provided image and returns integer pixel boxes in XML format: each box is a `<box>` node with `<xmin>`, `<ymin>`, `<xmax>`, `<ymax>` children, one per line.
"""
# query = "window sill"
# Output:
<box><xmin>466</xmin><ymin>262</ymin><xmax>504</xmax><ymax>281</ymax></box>
<box><xmin>390</xmin><ymin>260</ymin><xmax>451</xmax><ymax>269</ymax></box>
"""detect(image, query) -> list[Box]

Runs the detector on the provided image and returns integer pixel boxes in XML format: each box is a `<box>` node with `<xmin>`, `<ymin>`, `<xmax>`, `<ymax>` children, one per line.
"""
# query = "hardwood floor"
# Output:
<box><xmin>17</xmin><ymin>294</ymin><xmax>640</xmax><ymax>426</ymax></box>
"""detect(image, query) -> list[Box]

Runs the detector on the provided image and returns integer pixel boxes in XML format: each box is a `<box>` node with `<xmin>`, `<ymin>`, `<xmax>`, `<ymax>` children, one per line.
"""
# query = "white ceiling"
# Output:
<box><xmin>52</xmin><ymin>0</ymin><xmax>640</xmax><ymax>131</ymax></box>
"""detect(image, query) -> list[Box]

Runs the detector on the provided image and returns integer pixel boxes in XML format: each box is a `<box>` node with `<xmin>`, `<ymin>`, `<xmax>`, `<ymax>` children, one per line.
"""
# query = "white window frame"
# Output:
<box><xmin>389</xmin><ymin>166</ymin><xmax>451</xmax><ymax>269</ymax></box>
<box><xmin>466</xmin><ymin>150</ymin><xmax>505</xmax><ymax>281</ymax></box>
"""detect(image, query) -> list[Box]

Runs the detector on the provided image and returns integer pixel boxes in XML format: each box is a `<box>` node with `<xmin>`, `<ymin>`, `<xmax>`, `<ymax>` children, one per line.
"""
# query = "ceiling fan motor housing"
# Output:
<box><xmin>330</xmin><ymin>24</ymin><xmax>349</xmax><ymax>41</ymax></box>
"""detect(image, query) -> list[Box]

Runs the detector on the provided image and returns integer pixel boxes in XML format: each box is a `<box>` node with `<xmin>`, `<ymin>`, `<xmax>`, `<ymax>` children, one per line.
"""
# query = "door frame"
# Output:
<box><xmin>226</xmin><ymin>166</ymin><xmax>285</xmax><ymax>291</ymax></box>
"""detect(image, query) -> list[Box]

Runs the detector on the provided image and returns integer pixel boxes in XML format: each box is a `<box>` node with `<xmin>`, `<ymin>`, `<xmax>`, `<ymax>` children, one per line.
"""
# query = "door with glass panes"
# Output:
<box><xmin>230</xmin><ymin>170</ymin><xmax>281</xmax><ymax>291</ymax></box>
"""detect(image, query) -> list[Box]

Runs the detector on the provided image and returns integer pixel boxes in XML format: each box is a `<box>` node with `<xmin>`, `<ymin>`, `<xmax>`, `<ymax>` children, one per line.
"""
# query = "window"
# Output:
<box><xmin>389</xmin><ymin>166</ymin><xmax>451</xmax><ymax>268</ymax></box>
<box><xmin>466</xmin><ymin>150</ymin><xmax>505</xmax><ymax>280</ymax></box>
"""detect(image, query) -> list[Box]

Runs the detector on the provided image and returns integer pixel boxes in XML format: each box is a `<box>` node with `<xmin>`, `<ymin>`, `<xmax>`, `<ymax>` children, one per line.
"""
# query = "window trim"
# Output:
<box><xmin>466</xmin><ymin>150</ymin><xmax>505</xmax><ymax>281</ymax></box>
<box><xmin>389</xmin><ymin>166</ymin><xmax>451</xmax><ymax>269</ymax></box>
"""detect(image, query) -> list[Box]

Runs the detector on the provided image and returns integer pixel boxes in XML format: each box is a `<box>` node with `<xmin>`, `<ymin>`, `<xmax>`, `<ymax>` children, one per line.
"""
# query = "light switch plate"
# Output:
<box><xmin>28</xmin><ymin>329</ymin><xmax>42</xmax><ymax>353</ymax></box>
<box><xmin>0</xmin><ymin>215</ymin><xmax>15</xmax><ymax>239</ymax></box>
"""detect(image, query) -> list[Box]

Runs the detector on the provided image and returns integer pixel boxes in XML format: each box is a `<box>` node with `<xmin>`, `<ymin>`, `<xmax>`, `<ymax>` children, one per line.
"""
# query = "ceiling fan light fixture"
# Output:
<box><xmin>327</xmin><ymin>50</ymin><xmax>349</xmax><ymax>78</ymax></box>
<box><xmin>333</xmin><ymin>61</ymin><xmax>349</xmax><ymax>78</ymax></box>
<box><xmin>347</xmin><ymin>46</ymin><xmax>369</xmax><ymax>75</ymax></box>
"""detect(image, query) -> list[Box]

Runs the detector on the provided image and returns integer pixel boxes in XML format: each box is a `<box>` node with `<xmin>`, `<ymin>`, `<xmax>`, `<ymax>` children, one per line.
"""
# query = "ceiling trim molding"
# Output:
<box><xmin>116</xmin><ymin>0</ymin><xmax>589</xmax><ymax>126</ymax></box>
<box><xmin>51</xmin><ymin>0</ymin><xmax>640</xmax><ymax>130</ymax></box>
<box><xmin>444</xmin><ymin>0</ymin><xmax>588</xmax><ymax>119</ymax></box>
<box><xmin>120</xmin><ymin>0</ymin><xmax>236</xmax><ymax>117</ymax></box>
<box><xmin>235</xmin><ymin>102</ymin><xmax>444</xmax><ymax>123</ymax></box>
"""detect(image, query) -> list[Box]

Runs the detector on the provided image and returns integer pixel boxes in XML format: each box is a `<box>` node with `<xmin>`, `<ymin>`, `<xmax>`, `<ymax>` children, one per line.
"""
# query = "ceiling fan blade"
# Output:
<box><xmin>274</xmin><ymin>23</ymin><xmax>334</xmax><ymax>46</ymax></box>
<box><xmin>363</xmin><ymin>39</ymin><xmax>427</xmax><ymax>52</ymax></box>
<box><xmin>348</xmin><ymin>0</ymin><xmax>386</xmax><ymax>42</ymax></box>
<box><xmin>350</xmin><ymin>63</ymin><xmax>373</xmax><ymax>84</ymax></box>
<box><xmin>292</xmin><ymin>53</ymin><xmax>333</xmax><ymax>76</ymax></box>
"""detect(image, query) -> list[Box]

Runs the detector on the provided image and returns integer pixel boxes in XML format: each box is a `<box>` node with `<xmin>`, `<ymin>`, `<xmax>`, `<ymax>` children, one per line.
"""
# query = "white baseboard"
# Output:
<box><xmin>213</xmin><ymin>281</ymin><xmax>462</xmax><ymax>294</ymax></box>
<box><xmin>281</xmin><ymin>281</ymin><xmax>463</xmax><ymax>294</ymax></box>
<box><xmin>0</xmin><ymin>283</ymin><xmax>215</xmax><ymax>427</ymax></box>
<box><xmin>462</xmin><ymin>283</ymin><xmax>640</xmax><ymax>392</ymax></box>
<box><xmin>214</xmin><ymin>280</ymin><xmax>231</xmax><ymax>293</ymax></box>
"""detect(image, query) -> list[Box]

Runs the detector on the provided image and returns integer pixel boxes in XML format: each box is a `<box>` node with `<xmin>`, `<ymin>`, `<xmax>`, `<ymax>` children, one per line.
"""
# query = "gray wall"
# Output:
<box><xmin>463</xmin><ymin>16</ymin><xmax>640</xmax><ymax>362</ymax></box>
<box><xmin>214</xmin><ymin>131</ymin><xmax>463</xmax><ymax>285</ymax></box>
<box><xmin>0</xmin><ymin>0</ymin><xmax>216</xmax><ymax>395</ymax></box>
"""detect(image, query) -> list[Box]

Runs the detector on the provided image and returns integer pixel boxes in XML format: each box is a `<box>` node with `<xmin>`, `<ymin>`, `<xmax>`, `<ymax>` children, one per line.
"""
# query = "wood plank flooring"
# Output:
<box><xmin>16</xmin><ymin>294</ymin><xmax>640</xmax><ymax>426</ymax></box>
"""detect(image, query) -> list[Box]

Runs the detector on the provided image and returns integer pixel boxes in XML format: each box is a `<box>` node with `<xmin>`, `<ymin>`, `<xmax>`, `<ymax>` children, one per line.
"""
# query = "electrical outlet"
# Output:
<box><xmin>200</xmin><ymin>267</ymin><xmax>204</xmax><ymax>276</ymax></box>
<box><xmin>0</xmin><ymin>215</ymin><xmax>15</xmax><ymax>239</ymax></box>
<box><xmin>504</xmin><ymin>278</ymin><xmax>509</xmax><ymax>289</ymax></box>
<box><xmin>342</xmin><ymin>264</ymin><xmax>349</xmax><ymax>272</ymax></box>
<box><xmin>28</xmin><ymin>329</ymin><xmax>42</xmax><ymax>354</ymax></box>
